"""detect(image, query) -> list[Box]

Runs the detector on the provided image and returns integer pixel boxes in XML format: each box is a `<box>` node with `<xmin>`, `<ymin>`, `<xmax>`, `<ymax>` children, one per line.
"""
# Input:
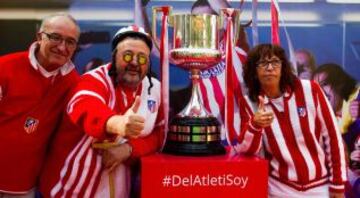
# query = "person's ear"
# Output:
<box><xmin>36</xmin><ymin>32</ymin><xmax>43</xmax><ymax>43</ymax></box>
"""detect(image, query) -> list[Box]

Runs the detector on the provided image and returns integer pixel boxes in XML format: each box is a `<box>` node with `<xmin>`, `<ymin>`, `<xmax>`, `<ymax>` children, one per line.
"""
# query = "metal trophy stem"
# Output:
<box><xmin>178</xmin><ymin>69</ymin><xmax>210</xmax><ymax>117</ymax></box>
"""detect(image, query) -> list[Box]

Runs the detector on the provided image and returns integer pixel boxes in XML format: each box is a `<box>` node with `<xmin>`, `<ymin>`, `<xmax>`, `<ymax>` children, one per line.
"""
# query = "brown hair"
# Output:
<box><xmin>312</xmin><ymin>63</ymin><xmax>357</xmax><ymax>101</ymax></box>
<box><xmin>243</xmin><ymin>43</ymin><xmax>297</xmax><ymax>102</ymax></box>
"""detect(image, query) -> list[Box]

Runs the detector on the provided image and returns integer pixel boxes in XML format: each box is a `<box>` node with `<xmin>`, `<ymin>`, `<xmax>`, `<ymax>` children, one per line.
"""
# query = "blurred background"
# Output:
<box><xmin>0</xmin><ymin>0</ymin><xmax>359</xmax><ymax>88</ymax></box>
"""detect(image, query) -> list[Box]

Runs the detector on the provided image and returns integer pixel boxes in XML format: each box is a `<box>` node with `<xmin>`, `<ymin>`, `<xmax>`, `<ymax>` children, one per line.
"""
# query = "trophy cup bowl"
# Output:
<box><xmin>152</xmin><ymin>10</ymin><xmax>226</xmax><ymax>155</ymax></box>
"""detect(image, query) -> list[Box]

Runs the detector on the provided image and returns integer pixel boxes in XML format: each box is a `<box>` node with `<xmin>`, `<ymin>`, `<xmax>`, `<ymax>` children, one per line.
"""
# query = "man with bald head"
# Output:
<box><xmin>0</xmin><ymin>13</ymin><xmax>80</xmax><ymax>197</ymax></box>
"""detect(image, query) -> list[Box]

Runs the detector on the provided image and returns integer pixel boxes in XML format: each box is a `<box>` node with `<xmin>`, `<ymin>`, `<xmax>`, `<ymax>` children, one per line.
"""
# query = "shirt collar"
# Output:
<box><xmin>28</xmin><ymin>42</ymin><xmax>75</xmax><ymax>78</ymax></box>
<box><xmin>260</xmin><ymin>86</ymin><xmax>292</xmax><ymax>105</ymax></box>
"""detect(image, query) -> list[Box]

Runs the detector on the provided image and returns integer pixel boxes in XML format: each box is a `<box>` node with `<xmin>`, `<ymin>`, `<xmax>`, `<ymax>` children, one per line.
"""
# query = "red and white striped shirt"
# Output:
<box><xmin>40</xmin><ymin>64</ymin><xmax>164</xmax><ymax>198</ymax></box>
<box><xmin>234</xmin><ymin>79</ymin><xmax>347</xmax><ymax>193</ymax></box>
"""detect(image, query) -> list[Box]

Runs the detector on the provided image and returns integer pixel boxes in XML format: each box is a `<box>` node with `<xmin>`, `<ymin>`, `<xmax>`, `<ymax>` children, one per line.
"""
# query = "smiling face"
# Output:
<box><xmin>36</xmin><ymin>15</ymin><xmax>79</xmax><ymax>71</ymax></box>
<box><xmin>114</xmin><ymin>37</ymin><xmax>150</xmax><ymax>89</ymax></box>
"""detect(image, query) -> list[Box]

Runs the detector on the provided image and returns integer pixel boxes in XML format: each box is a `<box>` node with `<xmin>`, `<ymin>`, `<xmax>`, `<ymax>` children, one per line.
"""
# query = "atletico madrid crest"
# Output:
<box><xmin>147</xmin><ymin>100</ymin><xmax>156</xmax><ymax>113</ymax></box>
<box><xmin>24</xmin><ymin>117</ymin><xmax>39</xmax><ymax>134</ymax></box>
<box><xmin>297</xmin><ymin>107</ymin><xmax>307</xmax><ymax>117</ymax></box>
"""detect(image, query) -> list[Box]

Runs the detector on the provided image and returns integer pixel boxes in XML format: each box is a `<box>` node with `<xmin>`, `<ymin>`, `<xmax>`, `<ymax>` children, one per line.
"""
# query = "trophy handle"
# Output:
<box><xmin>152</xmin><ymin>6</ymin><xmax>172</xmax><ymax>50</ymax></box>
<box><xmin>220</xmin><ymin>8</ymin><xmax>241</xmax><ymax>44</ymax></box>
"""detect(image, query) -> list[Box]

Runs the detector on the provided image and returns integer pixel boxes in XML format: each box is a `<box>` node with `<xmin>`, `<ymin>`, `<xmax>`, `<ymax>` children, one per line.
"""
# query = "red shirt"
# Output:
<box><xmin>0</xmin><ymin>44</ymin><xmax>79</xmax><ymax>194</ymax></box>
<box><xmin>40</xmin><ymin>64</ymin><xmax>164</xmax><ymax>198</ymax></box>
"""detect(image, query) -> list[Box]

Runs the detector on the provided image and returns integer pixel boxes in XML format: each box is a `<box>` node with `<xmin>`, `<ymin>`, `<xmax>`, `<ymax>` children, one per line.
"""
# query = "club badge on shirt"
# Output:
<box><xmin>147</xmin><ymin>99</ymin><xmax>156</xmax><ymax>113</ymax></box>
<box><xmin>297</xmin><ymin>107</ymin><xmax>307</xmax><ymax>117</ymax></box>
<box><xmin>24</xmin><ymin>117</ymin><xmax>39</xmax><ymax>134</ymax></box>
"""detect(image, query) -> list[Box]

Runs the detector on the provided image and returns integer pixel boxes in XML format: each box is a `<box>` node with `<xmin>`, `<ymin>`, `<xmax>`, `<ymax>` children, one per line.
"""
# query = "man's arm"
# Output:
<box><xmin>67</xmin><ymin>74</ymin><xmax>116</xmax><ymax>139</ymax></box>
<box><xmin>101</xmin><ymin>123</ymin><xmax>164</xmax><ymax>170</ymax></box>
<box><xmin>102</xmin><ymin>103</ymin><xmax>165</xmax><ymax>169</ymax></box>
<box><xmin>128</xmin><ymin>102</ymin><xmax>165</xmax><ymax>159</ymax></box>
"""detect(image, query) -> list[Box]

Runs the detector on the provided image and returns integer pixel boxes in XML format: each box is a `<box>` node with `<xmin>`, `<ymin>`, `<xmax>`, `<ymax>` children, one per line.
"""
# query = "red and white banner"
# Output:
<box><xmin>159</xmin><ymin>7</ymin><xmax>170</xmax><ymax>146</ymax></box>
<box><xmin>270</xmin><ymin>0</ymin><xmax>297</xmax><ymax>74</ymax></box>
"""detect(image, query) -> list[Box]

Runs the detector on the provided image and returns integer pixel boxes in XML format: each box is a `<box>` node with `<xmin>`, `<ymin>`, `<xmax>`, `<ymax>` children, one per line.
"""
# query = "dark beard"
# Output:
<box><xmin>110</xmin><ymin>54</ymin><xmax>148</xmax><ymax>87</ymax></box>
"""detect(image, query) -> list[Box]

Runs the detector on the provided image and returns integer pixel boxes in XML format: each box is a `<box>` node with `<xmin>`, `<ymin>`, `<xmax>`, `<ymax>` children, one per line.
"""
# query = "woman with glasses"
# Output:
<box><xmin>234</xmin><ymin>44</ymin><xmax>346</xmax><ymax>198</ymax></box>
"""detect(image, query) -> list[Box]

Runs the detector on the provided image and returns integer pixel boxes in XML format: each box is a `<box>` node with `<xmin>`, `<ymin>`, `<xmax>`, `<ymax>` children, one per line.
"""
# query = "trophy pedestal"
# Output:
<box><xmin>163</xmin><ymin>116</ymin><xmax>225</xmax><ymax>156</ymax></box>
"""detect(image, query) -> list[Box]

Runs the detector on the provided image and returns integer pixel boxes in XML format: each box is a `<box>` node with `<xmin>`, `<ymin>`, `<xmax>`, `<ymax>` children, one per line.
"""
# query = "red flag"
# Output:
<box><xmin>159</xmin><ymin>7</ymin><xmax>170</xmax><ymax>147</ymax></box>
<box><xmin>271</xmin><ymin>0</ymin><xmax>280</xmax><ymax>45</ymax></box>
<box><xmin>270</xmin><ymin>0</ymin><xmax>298</xmax><ymax>73</ymax></box>
<box><xmin>199</xmin><ymin>9</ymin><xmax>253</xmax><ymax>146</ymax></box>
<box><xmin>224</xmin><ymin>9</ymin><xmax>236</xmax><ymax>144</ymax></box>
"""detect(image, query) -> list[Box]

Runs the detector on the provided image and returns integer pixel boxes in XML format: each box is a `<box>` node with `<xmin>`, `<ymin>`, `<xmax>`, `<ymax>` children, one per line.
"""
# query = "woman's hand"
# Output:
<box><xmin>252</xmin><ymin>96</ymin><xmax>274</xmax><ymax>128</ymax></box>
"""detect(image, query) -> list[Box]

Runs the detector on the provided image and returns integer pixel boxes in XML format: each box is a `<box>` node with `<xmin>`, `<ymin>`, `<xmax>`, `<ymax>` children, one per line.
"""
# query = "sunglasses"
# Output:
<box><xmin>122</xmin><ymin>51</ymin><xmax>148</xmax><ymax>65</ymax></box>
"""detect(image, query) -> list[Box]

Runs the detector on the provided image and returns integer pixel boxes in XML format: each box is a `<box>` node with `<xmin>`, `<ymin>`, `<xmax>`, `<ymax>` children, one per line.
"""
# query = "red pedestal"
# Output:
<box><xmin>141</xmin><ymin>153</ymin><xmax>268</xmax><ymax>198</ymax></box>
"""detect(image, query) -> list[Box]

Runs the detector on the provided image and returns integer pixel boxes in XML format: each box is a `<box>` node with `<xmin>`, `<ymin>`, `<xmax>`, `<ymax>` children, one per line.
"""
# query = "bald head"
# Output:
<box><xmin>36</xmin><ymin>13</ymin><xmax>80</xmax><ymax>71</ymax></box>
<box><xmin>39</xmin><ymin>13</ymin><xmax>80</xmax><ymax>39</ymax></box>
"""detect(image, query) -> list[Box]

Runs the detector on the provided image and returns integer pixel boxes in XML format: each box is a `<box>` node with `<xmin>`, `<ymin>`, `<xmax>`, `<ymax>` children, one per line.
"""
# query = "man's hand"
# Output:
<box><xmin>102</xmin><ymin>143</ymin><xmax>132</xmax><ymax>172</ymax></box>
<box><xmin>106</xmin><ymin>96</ymin><xmax>145</xmax><ymax>138</ymax></box>
<box><xmin>253</xmin><ymin>96</ymin><xmax>274</xmax><ymax>128</ymax></box>
<box><xmin>349</xmin><ymin>100</ymin><xmax>359</xmax><ymax>120</ymax></box>
<box><xmin>329</xmin><ymin>192</ymin><xmax>344</xmax><ymax>198</ymax></box>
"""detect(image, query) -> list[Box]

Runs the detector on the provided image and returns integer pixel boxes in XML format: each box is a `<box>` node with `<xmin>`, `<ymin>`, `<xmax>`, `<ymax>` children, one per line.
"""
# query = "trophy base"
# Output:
<box><xmin>162</xmin><ymin>116</ymin><xmax>226</xmax><ymax>156</ymax></box>
<box><xmin>162</xmin><ymin>141</ymin><xmax>226</xmax><ymax>156</ymax></box>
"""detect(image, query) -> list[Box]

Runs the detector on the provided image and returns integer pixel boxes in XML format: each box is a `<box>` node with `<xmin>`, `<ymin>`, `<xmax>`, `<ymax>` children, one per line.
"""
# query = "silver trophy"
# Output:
<box><xmin>153</xmin><ymin>7</ymin><xmax>240</xmax><ymax>155</ymax></box>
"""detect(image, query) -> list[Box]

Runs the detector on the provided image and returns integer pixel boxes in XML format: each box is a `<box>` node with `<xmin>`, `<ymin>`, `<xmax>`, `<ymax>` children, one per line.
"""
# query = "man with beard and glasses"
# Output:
<box><xmin>39</xmin><ymin>25</ymin><xmax>165</xmax><ymax>198</ymax></box>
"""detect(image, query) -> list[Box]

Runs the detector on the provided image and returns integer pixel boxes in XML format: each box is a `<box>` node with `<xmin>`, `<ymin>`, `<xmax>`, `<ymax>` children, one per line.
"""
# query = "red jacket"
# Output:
<box><xmin>236</xmin><ymin>79</ymin><xmax>347</xmax><ymax>193</ymax></box>
<box><xmin>40</xmin><ymin>64</ymin><xmax>164</xmax><ymax>198</ymax></box>
<box><xmin>0</xmin><ymin>44</ymin><xmax>79</xmax><ymax>194</ymax></box>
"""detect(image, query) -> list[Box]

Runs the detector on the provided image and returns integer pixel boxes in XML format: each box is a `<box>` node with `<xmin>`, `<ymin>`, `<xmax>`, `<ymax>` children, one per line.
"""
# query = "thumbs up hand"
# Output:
<box><xmin>125</xmin><ymin>95</ymin><xmax>141</xmax><ymax>115</ymax></box>
<box><xmin>253</xmin><ymin>96</ymin><xmax>274</xmax><ymax>128</ymax></box>
<box><xmin>106</xmin><ymin>96</ymin><xmax>145</xmax><ymax>138</ymax></box>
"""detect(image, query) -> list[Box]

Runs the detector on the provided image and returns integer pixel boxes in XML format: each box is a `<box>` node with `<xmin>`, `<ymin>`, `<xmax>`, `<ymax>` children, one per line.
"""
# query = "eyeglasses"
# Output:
<box><xmin>257</xmin><ymin>59</ymin><xmax>282</xmax><ymax>69</ymax></box>
<box><xmin>41</xmin><ymin>32</ymin><xmax>78</xmax><ymax>50</ymax></box>
<box><xmin>122</xmin><ymin>51</ymin><xmax>148</xmax><ymax>65</ymax></box>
